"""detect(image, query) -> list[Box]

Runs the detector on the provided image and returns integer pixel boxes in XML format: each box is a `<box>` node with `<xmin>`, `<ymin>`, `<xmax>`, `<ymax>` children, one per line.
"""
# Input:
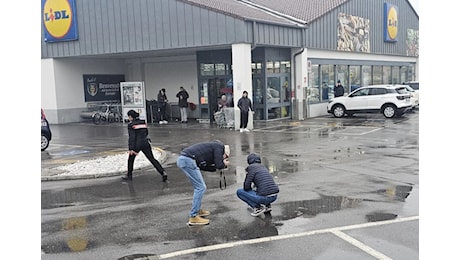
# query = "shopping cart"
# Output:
<box><xmin>214</xmin><ymin>108</ymin><xmax>234</xmax><ymax>129</ymax></box>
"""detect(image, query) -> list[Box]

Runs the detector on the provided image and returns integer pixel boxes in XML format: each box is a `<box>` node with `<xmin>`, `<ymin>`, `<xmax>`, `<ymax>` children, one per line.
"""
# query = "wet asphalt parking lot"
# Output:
<box><xmin>41</xmin><ymin>111</ymin><xmax>419</xmax><ymax>259</ymax></box>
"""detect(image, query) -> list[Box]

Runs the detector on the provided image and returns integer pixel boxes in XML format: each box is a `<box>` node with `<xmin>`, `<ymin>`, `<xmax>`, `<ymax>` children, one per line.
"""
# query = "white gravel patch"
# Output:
<box><xmin>55</xmin><ymin>149</ymin><xmax>161</xmax><ymax>176</ymax></box>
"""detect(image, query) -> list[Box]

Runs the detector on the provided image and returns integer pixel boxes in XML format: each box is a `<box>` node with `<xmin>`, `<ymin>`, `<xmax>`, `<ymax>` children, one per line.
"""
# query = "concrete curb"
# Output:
<box><xmin>41</xmin><ymin>147</ymin><xmax>168</xmax><ymax>182</ymax></box>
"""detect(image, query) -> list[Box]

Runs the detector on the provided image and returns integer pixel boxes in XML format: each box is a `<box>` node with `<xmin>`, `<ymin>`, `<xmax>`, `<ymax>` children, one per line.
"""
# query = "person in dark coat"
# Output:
<box><xmin>237</xmin><ymin>90</ymin><xmax>253</xmax><ymax>132</ymax></box>
<box><xmin>121</xmin><ymin>110</ymin><xmax>168</xmax><ymax>182</ymax></box>
<box><xmin>177</xmin><ymin>140</ymin><xmax>230</xmax><ymax>226</ymax></box>
<box><xmin>176</xmin><ymin>86</ymin><xmax>189</xmax><ymax>123</ymax></box>
<box><xmin>236</xmin><ymin>153</ymin><xmax>279</xmax><ymax>217</ymax></box>
<box><xmin>334</xmin><ymin>80</ymin><xmax>345</xmax><ymax>97</ymax></box>
<box><xmin>157</xmin><ymin>88</ymin><xmax>168</xmax><ymax>124</ymax></box>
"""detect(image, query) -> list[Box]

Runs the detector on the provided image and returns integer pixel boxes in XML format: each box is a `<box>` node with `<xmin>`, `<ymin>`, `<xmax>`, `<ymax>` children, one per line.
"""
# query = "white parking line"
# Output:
<box><xmin>332</xmin><ymin>230</ymin><xmax>392</xmax><ymax>260</ymax></box>
<box><xmin>151</xmin><ymin>216</ymin><xmax>419</xmax><ymax>259</ymax></box>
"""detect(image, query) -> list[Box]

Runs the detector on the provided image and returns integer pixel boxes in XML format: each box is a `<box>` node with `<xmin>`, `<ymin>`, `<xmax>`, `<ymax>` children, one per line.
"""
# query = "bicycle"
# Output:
<box><xmin>92</xmin><ymin>103</ymin><xmax>122</xmax><ymax>125</ymax></box>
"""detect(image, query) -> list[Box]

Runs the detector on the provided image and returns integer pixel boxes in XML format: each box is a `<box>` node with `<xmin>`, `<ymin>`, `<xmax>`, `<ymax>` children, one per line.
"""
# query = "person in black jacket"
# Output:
<box><xmin>334</xmin><ymin>80</ymin><xmax>345</xmax><ymax>97</ymax></box>
<box><xmin>176</xmin><ymin>86</ymin><xmax>189</xmax><ymax>123</ymax></box>
<box><xmin>157</xmin><ymin>88</ymin><xmax>168</xmax><ymax>124</ymax></box>
<box><xmin>121</xmin><ymin>110</ymin><xmax>168</xmax><ymax>182</ymax></box>
<box><xmin>177</xmin><ymin>140</ymin><xmax>230</xmax><ymax>226</ymax></box>
<box><xmin>237</xmin><ymin>90</ymin><xmax>253</xmax><ymax>132</ymax></box>
<box><xmin>236</xmin><ymin>153</ymin><xmax>279</xmax><ymax>217</ymax></box>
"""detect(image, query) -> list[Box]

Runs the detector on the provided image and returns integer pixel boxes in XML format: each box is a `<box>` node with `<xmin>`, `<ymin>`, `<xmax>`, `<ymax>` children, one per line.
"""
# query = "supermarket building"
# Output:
<box><xmin>41</xmin><ymin>0</ymin><xmax>419</xmax><ymax>125</ymax></box>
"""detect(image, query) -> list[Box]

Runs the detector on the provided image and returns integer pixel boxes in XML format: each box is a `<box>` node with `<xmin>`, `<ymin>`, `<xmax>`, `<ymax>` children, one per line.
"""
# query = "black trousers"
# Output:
<box><xmin>127</xmin><ymin>143</ymin><xmax>165</xmax><ymax>176</ymax></box>
<box><xmin>158</xmin><ymin>103</ymin><xmax>167</xmax><ymax>121</ymax></box>
<box><xmin>240</xmin><ymin>110</ymin><xmax>249</xmax><ymax>128</ymax></box>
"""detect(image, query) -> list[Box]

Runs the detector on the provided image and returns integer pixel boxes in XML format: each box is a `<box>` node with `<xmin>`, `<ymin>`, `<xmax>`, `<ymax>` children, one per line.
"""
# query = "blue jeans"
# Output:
<box><xmin>177</xmin><ymin>155</ymin><xmax>206</xmax><ymax>217</ymax></box>
<box><xmin>236</xmin><ymin>189</ymin><xmax>277</xmax><ymax>209</ymax></box>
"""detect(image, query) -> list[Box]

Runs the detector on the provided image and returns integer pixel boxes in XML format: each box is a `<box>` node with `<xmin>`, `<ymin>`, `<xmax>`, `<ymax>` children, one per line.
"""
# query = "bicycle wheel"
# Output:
<box><xmin>113</xmin><ymin>112</ymin><xmax>122</xmax><ymax>122</ymax></box>
<box><xmin>92</xmin><ymin>112</ymin><xmax>102</xmax><ymax>125</ymax></box>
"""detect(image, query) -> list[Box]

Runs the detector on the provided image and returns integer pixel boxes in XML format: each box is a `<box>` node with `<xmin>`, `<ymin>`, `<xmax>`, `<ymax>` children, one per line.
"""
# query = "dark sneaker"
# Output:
<box><xmin>162</xmin><ymin>173</ymin><xmax>168</xmax><ymax>182</ymax></box>
<box><xmin>265</xmin><ymin>204</ymin><xmax>272</xmax><ymax>212</ymax></box>
<box><xmin>121</xmin><ymin>175</ymin><xmax>132</xmax><ymax>181</ymax></box>
<box><xmin>250</xmin><ymin>206</ymin><xmax>266</xmax><ymax>217</ymax></box>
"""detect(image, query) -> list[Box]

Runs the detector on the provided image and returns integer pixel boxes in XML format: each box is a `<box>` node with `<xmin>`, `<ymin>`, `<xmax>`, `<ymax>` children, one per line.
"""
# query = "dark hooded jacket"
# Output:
<box><xmin>244</xmin><ymin>154</ymin><xmax>279</xmax><ymax>196</ymax></box>
<box><xmin>127</xmin><ymin>118</ymin><xmax>150</xmax><ymax>152</ymax></box>
<box><xmin>181</xmin><ymin>140</ymin><xmax>226</xmax><ymax>172</ymax></box>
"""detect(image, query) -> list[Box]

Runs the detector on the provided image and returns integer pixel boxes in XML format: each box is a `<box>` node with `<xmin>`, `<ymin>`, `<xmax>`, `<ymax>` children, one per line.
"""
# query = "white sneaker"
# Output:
<box><xmin>240</xmin><ymin>129</ymin><xmax>244</xmax><ymax>133</ymax></box>
<box><xmin>159</xmin><ymin>121</ymin><xmax>164</xmax><ymax>124</ymax></box>
<box><xmin>244</xmin><ymin>128</ymin><xmax>250</xmax><ymax>132</ymax></box>
<box><xmin>163</xmin><ymin>120</ymin><xmax>168</xmax><ymax>124</ymax></box>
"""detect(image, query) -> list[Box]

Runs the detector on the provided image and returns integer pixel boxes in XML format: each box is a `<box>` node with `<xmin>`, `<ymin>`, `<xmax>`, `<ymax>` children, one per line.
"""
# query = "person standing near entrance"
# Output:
<box><xmin>237</xmin><ymin>90</ymin><xmax>253</xmax><ymax>132</ymax></box>
<box><xmin>176</xmin><ymin>86</ymin><xmax>189</xmax><ymax>123</ymax></box>
<box><xmin>334</xmin><ymin>80</ymin><xmax>344</xmax><ymax>97</ymax></box>
<box><xmin>122</xmin><ymin>110</ymin><xmax>168</xmax><ymax>182</ymax></box>
<box><xmin>157</xmin><ymin>88</ymin><xmax>168</xmax><ymax>124</ymax></box>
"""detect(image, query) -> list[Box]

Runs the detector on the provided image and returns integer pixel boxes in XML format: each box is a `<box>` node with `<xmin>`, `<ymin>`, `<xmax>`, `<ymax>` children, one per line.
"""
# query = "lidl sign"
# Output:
<box><xmin>384</xmin><ymin>3</ymin><xmax>398</xmax><ymax>42</ymax></box>
<box><xmin>42</xmin><ymin>0</ymin><xmax>78</xmax><ymax>42</ymax></box>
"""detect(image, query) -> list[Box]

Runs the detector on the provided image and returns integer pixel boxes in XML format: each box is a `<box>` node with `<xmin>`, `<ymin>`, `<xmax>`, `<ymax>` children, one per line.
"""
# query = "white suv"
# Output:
<box><xmin>327</xmin><ymin>84</ymin><xmax>412</xmax><ymax>118</ymax></box>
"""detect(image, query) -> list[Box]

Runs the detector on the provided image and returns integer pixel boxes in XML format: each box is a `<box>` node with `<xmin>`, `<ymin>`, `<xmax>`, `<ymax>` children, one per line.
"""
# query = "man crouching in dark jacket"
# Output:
<box><xmin>237</xmin><ymin>153</ymin><xmax>279</xmax><ymax>217</ymax></box>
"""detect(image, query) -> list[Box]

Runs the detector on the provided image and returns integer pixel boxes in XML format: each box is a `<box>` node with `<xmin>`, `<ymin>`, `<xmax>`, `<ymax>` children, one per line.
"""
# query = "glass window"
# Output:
<box><xmin>351</xmin><ymin>88</ymin><xmax>370</xmax><ymax>97</ymax></box>
<box><xmin>215</xmin><ymin>63</ymin><xmax>226</xmax><ymax>76</ymax></box>
<box><xmin>373</xmin><ymin>66</ymin><xmax>383</xmax><ymax>85</ymax></box>
<box><xmin>252</xmin><ymin>62</ymin><xmax>262</xmax><ymax>74</ymax></box>
<box><xmin>400</xmin><ymin>66</ymin><xmax>408</xmax><ymax>83</ymax></box>
<box><xmin>280</xmin><ymin>61</ymin><xmax>290</xmax><ymax>73</ymax></box>
<box><xmin>281</xmin><ymin>76</ymin><xmax>290</xmax><ymax>102</ymax></box>
<box><xmin>408</xmin><ymin>65</ymin><xmax>415</xmax><ymax>81</ymax></box>
<box><xmin>337</xmin><ymin>65</ymin><xmax>349</xmax><ymax>94</ymax></box>
<box><xmin>267</xmin><ymin>77</ymin><xmax>281</xmax><ymax>103</ymax></box>
<box><xmin>309</xmin><ymin>64</ymin><xmax>320</xmax><ymax>103</ymax></box>
<box><xmin>274</xmin><ymin>61</ymin><xmax>281</xmax><ymax>73</ymax></box>
<box><xmin>363</xmin><ymin>65</ymin><xmax>371</xmax><ymax>86</ymax></box>
<box><xmin>392</xmin><ymin>66</ymin><xmax>399</xmax><ymax>84</ymax></box>
<box><xmin>253</xmin><ymin>77</ymin><xmax>264</xmax><ymax>105</ymax></box>
<box><xmin>200</xmin><ymin>64</ymin><xmax>214</xmax><ymax>76</ymax></box>
<box><xmin>382</xmin><ymin>66</ymin><xmax>391</xmax><ymax>84</ymax></box>
<box><xmin>350</xmin><ymin>65</ymin><xmax>361</xmax><ymax>92</ymax></box>
<box><xmin>321</xmin><ymin>65</ymin><xmax>334</xmax><ymax>102</ymax></box>
<box><xmin>266</xmin><ymin>61</ymin><xmax>274</xmax><ymax>73</ymax></box>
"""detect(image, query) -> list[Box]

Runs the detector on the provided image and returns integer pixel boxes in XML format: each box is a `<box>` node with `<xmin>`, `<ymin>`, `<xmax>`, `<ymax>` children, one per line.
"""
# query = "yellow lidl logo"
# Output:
<box><xmin>42</xmin><ymin>0</ymin><xmax>78</xmax><ymax>42</ymax></box>
<box><xmin>384</xmin><ymin>3</ymin><xmax>398</xmax><ymax>42</ymax></box>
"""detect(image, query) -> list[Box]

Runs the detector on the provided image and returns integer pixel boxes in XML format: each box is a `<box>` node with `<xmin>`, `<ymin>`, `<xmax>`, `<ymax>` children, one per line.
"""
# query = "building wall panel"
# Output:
<box><xmin>306</xmin><ymin>0</ymin><xmax>418</xmax><ymax>56</ymax></box>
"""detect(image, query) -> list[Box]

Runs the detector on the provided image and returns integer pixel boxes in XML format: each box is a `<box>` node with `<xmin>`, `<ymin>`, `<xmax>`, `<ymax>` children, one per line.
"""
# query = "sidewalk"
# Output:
<box><xmin>41</xmin><ymin>147</ymin><xmax>168</xmax><ymax>181</ymax></box>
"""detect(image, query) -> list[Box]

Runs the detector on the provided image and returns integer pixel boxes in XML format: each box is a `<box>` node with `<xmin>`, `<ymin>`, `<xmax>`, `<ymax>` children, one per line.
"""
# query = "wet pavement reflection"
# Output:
<box><xmin>41</xmin><ymin>114</ymin><xmax>419</xmax><ymax>258</ymax></box>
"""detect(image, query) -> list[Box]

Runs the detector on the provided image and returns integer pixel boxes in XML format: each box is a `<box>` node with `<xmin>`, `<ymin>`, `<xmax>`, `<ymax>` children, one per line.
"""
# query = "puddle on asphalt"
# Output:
<box><xmin>374</xmin><ymin>185</ymin><xmax>413</xmax><ymax>201</ymax></box>
<box><xmin>276</xmin><ymin>195</ymin><xmax>362</xmax><ymax>220</ymax></box>
<box><xmin>366</xmin><ymin>212</ymin><xmax>398</xmax><ymax>222</ymax></box>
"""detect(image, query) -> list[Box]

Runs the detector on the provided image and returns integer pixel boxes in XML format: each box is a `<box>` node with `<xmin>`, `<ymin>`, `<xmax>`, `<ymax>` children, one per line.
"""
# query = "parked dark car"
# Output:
<box><xmin>41</xmin><ymin>109</ymin><xmax>52</xmax><ymax>151</ymax></box>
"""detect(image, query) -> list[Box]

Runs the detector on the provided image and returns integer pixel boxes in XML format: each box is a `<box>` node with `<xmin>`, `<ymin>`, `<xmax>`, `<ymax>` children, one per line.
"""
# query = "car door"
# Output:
<box><xmin>364</xmin><ymin>87</ymin><xmax>387</xmax><ymax>110</ymax></box>
<box><xmin>345</xmin><ymin>88</ymin><xmax>370</xmax><ymax>110</ymax></box>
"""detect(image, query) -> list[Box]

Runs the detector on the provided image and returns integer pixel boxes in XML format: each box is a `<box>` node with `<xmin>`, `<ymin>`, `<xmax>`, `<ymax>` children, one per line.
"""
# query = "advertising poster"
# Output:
<box><xmin>83</xmin><ymin>75</ymin><xmax>124</xmax><ymax>102</ymax></box>
<box><xmin>120</xmin><ymin>82</ymin><xmax>146</xmax><ymax>122</ymax></box>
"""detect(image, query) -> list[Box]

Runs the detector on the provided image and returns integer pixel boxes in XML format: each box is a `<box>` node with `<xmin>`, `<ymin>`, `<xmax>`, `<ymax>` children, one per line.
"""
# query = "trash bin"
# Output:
<box><xmin>146</xmin><ymin>100</ymin><xmax>160</xmax><ymax>123</ymax></box>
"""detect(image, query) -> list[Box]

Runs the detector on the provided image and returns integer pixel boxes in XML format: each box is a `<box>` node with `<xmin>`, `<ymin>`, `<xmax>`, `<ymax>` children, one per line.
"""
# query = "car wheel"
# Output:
<box><xmin>332</xmin><ymin>104</ymin><xmax>345</xmax><ymax>118</ymax></box>
<box><xmin>382</xmin><ymin>104</ymin><xmax>396</xmax><ymax>118</ymax></box>
<box><xmin>41</xmin><ymin>134</ymin><xmax>50</xmax><ymax>151</ymax></box>
<box><xmin>92</xmin><ymin>112</ymin><xmax>102</xmax><ymax>125</ymax></box>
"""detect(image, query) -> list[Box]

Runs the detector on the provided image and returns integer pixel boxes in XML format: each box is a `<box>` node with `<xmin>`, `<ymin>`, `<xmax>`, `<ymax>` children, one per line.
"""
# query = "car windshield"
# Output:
<box><xmin>395</xmin><ymin>87</ymin><xmax>408</xmax><ymax>94</ymax></box>
<box><xmin>404</xmin><ymin>82</ymin><xmax>419</xmax><ymax>90</ymax></box>
<box><xmin>404</xmin><ymin>86</ymin><xmax>414</xmax><ymax>92</ymax></box>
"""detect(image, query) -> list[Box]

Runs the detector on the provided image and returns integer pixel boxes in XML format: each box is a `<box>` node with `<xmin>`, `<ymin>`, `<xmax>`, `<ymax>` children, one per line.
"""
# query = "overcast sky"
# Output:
<box><xmin>409</xmin><ymin>0</ymin><xmax>419</xmax><ymax>13</ymax></box>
